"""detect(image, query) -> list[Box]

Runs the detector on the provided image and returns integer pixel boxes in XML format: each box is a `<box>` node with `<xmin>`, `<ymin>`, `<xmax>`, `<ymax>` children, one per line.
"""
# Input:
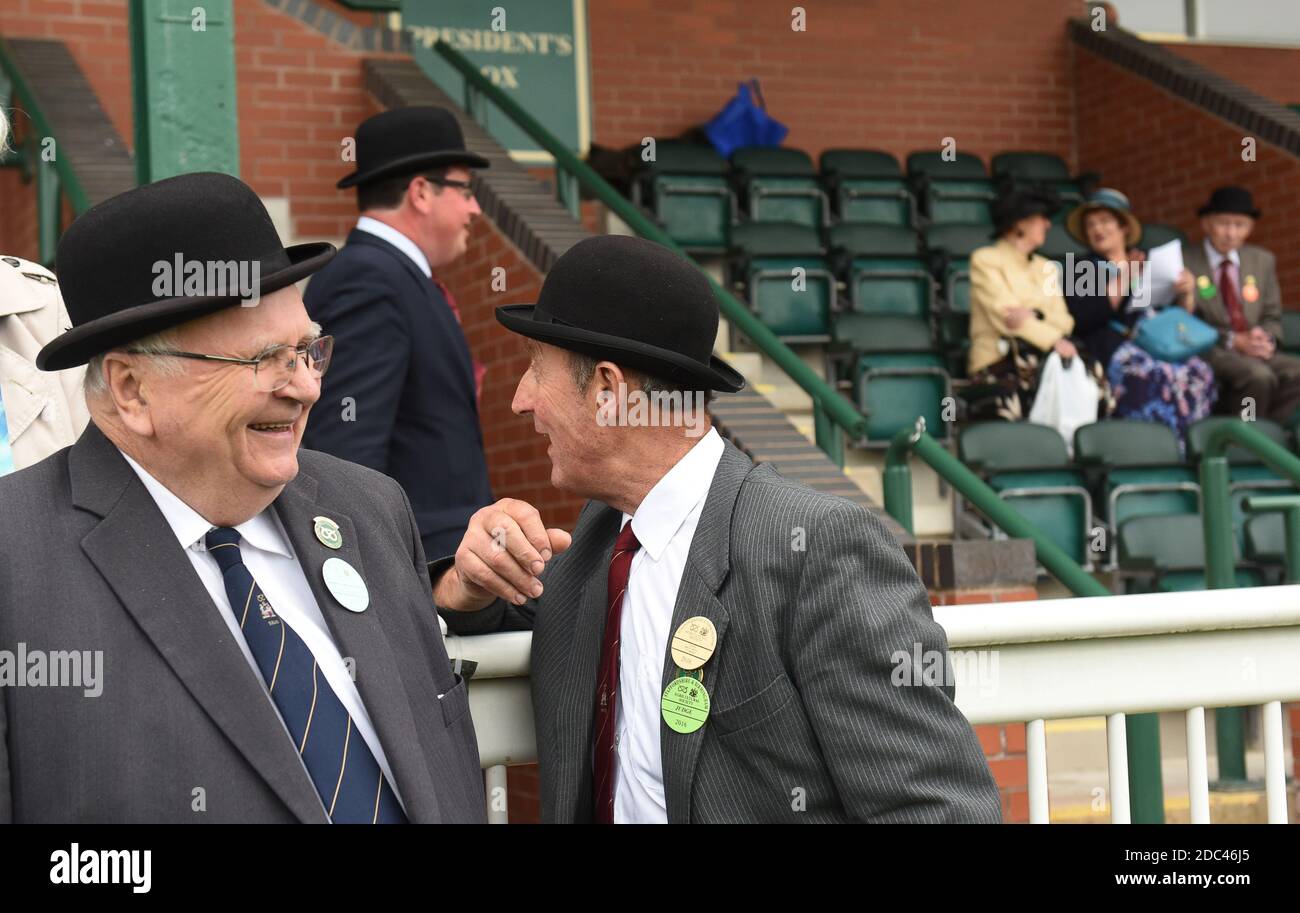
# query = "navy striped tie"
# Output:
<box><xmin>205</xmin><ymin>527</ymin><xmax>406</xmax><ymax>824</ymax></box>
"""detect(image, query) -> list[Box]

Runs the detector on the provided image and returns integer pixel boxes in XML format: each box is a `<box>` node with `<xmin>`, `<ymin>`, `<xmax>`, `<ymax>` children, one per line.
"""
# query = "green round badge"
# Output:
<box><xmin>661</xmin><ymin>675</ymin><xmax>711</xmax><ymax>734</ymax></box>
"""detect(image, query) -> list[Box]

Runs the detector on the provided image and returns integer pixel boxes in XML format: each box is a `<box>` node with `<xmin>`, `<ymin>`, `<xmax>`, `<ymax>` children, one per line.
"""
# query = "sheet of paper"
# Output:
<box><xmin>1129</xmin><ymin>239</ymin><xmax>1183</xmax><ymax>312</ymax></box>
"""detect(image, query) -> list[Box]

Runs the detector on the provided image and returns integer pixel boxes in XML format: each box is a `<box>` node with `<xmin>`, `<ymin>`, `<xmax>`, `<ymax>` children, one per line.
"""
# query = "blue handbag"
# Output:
<box><xmin>704</xmin><ymin>80</ymin><xmax>788</xmax><ymax>159</ymax></box>
<box><xmin>1129</xmin><ymin>308</ymin><xmax>1218</xmax><ymax>363</ymax></box>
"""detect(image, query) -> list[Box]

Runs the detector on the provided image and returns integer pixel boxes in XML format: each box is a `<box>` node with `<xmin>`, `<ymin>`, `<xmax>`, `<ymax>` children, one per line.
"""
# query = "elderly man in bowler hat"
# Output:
<box><xmin>303</xmin><ymin>106</ymin><xmax>495</xmax><ymax>561</ymax></box>
<box><xmin>1182</xmin><ymin>186</ymin><xmax>1300</xmax><ymax>423</ymax></box>
<box><xmin>0</xmin><ymin>172</ymin><xmax>485</xmax><ymax>823</ymax></box>
<box><xmin>434</xmin><ymin>234</ymin><xmax>1001</xmax><ymax>823</ymax></box>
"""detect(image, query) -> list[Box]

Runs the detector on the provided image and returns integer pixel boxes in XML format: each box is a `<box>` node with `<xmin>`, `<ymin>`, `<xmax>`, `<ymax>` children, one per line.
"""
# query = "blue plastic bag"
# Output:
<box><xmin>704</xmin><ymin>80</ymin><xmax>788</xmax><ymax>159</ymax></box>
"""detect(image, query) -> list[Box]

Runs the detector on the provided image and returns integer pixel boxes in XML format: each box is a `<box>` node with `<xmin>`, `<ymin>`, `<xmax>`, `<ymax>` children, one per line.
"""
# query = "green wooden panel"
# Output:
<box><xmin>405</xmin><ymin>0</ymin><xmax>590</xmax><ymax>163</ymax></box>
<box><xmin>130</xmin><ymin>0</ymin><xmax>239</xmax><ymax>182</ymax></box>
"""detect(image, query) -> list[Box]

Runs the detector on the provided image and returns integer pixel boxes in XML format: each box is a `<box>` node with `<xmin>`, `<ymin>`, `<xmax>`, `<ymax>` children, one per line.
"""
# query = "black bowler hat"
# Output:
<box><xmin>37</xmin><ymin>172</ymin><xmax>336</xmax><ymax>372</ymax></box>
<box><xmin>990</xmin><ymin>187</ymin><xmax>1061</xmax><ymax>238</ymax></box>
<box><xmin>337</xmin><ymin>106</ymin><xmax>489</xmax><ymax>189</ymax></box>
<box><xmin>495</xmin><ymin>235</ymin><xmax>746</xmax><ymax>393</ymax></box>
<box><xmin>1198</xmin><ymin>185</ymin><xmax>1261</xmax><ymax>219</ymax></box>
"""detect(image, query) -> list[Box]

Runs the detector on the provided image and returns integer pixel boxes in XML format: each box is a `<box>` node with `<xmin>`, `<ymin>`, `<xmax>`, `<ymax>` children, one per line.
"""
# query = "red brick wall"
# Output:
<box><xmin>1074</xmin><ymin>45</ymin><xmax>1300</xmax><ymax>300</ymax></box>
<box><xmin>0</xmin><ymin>0</ymin><xmax>407</xmax><ymax>253</ymax></box>
<box><xmin>587</xmin><ymin>0</ymin><xmax>1082</xmax><ymax>170</ymax></box>
<box><xmin>1164</xmin><ymin>41</ymin><xmax>1300</xmax><ymax>108</ymax></box>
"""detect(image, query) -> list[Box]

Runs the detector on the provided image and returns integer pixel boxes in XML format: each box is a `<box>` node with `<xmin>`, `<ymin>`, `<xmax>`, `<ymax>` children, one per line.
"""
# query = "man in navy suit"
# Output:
<box><xmin>304</xmin><ymin>107</ymin><xmax>494</xmax><ymax>560</ymax></box>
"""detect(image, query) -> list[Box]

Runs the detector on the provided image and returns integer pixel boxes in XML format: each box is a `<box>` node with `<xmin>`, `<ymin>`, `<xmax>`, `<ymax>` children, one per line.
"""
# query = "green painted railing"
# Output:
<box><xmin>885</xmin><ymin>420</ymin><xmax>1165</xmax><ymax>824</ymax></box>
<box><xmin>0</xmin><ymin>36</ymin><xmax>93</xmax><ymax>265</ymax></box>
<box><xmin>432</xmin><ymin>40</ymin><xmax>867</xmax><ymax>461</ymax></box>
<box><xmin>1200</xmin><ymin>419</ymin><xmax>1300</xmax><ymax>786</ymax></box>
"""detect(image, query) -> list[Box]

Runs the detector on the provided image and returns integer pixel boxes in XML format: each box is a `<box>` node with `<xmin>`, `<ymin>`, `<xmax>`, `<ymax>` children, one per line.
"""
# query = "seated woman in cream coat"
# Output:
<box><xmin>0</xmin><ymin>109</ymin><xmax>88</xmax><ymax>474</ymax></box>
<box><xmin>967</xmin><ymin>187</ymin><xmax>1108</xmax><ymax>422</ymax></box>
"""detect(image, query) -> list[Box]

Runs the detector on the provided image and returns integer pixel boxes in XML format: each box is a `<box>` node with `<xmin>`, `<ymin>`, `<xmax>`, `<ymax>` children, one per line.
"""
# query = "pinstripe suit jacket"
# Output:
<box><xmin>440</xmin><ymin>440</ymin><xmax>1002</xmax><ymax>823</ymax></box>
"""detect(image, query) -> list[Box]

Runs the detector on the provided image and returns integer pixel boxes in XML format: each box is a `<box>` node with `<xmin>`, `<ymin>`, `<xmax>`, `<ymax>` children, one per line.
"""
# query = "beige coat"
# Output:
<box><xmin>0</xmin><ymin>255</ymin><xmax>89</xmax><ymax>471</ymax></box>
<box><xmin>967</xmin><ymin>238</ymin><xmax>1074</xmax><ymax>375</ymax></box>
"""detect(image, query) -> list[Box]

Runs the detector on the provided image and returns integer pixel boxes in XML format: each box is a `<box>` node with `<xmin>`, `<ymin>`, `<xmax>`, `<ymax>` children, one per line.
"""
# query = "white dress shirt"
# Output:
<box><xmin>119</xmin><ymin>451</ymin><xmax>405</xmax><ymax>816</ymax></box>
<box><xmin>613</xmin><ymin>427</ymin><xmax>725</xmax><ymax>824</ymax></box>
<box><xmin>356</xmin><ymin>216</ymin><xmax>431</xmax><ymax>279</ymax></box>
<box><xmin>1203</xmin><ymin>237</ymin><xmax>1241</xmax><ymax>292</ymax></box>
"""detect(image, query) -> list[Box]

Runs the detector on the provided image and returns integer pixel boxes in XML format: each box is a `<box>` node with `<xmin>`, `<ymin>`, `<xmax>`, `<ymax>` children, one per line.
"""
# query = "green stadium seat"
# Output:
<box><xmin>633</xmin><ymin>142</ymin><xmax>735</xmax><ymax>251</ymax></box>
<box><xmin>853</xmin><ymin>349</ymin><xmax>950</xmax><ymax>446</ymax></box>
<box><xmin>906</xmin><ymin>151</ymin><xmax>994</xmax><ymax>225</ymax></box>
<box><xmin>959</xmin><ymin>422</ymin><xmax>1094</xmax><ymax>568</ymax></box>
<box><xmin>731</xmin><ymin>147</ymin><xmax>828</xmax><ymax>229</ymax></box>
<box><xmin>827</xmin><ymin>224</ymin><xmax>931</xmax><ymax>319</ymax></box>
<box><xmin>729</xmin><ymin>221</ymin><xmax>833</xmax><ymax>341</ymax></box>
<box><xmin>1244</xmin><ymin>512</ymin><xmax>1285</xmax><ymax>565</ymax></box>
<box><xmin>1039</xmin><ymin>223</ymin><xmax>1089</xmax><ymax>266</ymax></box>
<box><xmin>1281</xmin><ymin>312</ymin><xmax>1300</xmax><ymax>358</ymax></box>
<box><xmin>989</xmin><ymin>151</ymin><xmax>1091</xmax><ymax>217</ymax></box>
<box><xmin>1118</xmin><ymin>513</ymin><xmax>1261</xmax><ymax>592</ymax></box>
<box><xmin>819</xmin><ymin>149</ymin><xmax>915</xmax><ymax>226</ymax></box>
<box><xmin>1074</xmin><ymin>420</ymin><xmax>1200</xmax><ymax>570</ymax></box>
<box><xmin>1136</xmin><ymin>223</ymin><xmax>1187</xmax><ymax>252</ymax></box>
<box><xmin>1186</xmin><ymin>416</ymin><xmax>1296</xmax><ymax>548</ymax></box>
<box><xmin>924</xmin><ymin>223</ymin><xmax>990</xmax><ymax>377</ymax></box>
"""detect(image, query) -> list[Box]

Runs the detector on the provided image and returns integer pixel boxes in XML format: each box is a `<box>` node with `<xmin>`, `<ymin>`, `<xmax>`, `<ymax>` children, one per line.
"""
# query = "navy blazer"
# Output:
<box><xmin>303</xmin><ymin>229</ymin><xmax>493</xmax><ymax>559</ymax></box>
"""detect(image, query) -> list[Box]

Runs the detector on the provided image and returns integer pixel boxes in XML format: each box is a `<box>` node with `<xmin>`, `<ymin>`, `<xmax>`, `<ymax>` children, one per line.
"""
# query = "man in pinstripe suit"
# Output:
<box><xmin>435</xmin><ymin>236</ymin><xmax>1000</xmax><ymax>823</ymax></box>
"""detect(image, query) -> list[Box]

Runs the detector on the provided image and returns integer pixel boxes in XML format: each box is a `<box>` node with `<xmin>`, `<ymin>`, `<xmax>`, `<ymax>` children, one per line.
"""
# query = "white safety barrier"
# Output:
<box><xmin>445</xmin><ymin>584</ymin><xmax>1300</xmax><ymax>823</ymax></box>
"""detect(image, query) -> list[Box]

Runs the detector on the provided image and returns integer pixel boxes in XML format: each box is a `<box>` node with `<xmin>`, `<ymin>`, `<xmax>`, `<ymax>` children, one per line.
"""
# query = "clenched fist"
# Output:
<box><xmin>434</xmin><ymin>498</ymin><xmax>572</xmax><ymax>612</ymax></box>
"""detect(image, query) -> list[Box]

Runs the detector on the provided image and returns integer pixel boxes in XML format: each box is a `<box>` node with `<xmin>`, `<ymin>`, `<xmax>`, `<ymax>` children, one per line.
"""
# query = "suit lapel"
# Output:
<box><xmin>272</xmin><ymin>474</ymin><xmax>444</xmax><ymax>823</ymax></box>
<box><xmin>554</xmin><ymin>509</ymin><xmax>620</xmax><ymax>822</ymax></box>
<box><xmin>658</xmin><ymin>442</ymin><xmax>757</xmax><ymax>823</ymax></box>
<box><xmin>72</xmin><ymin>426</ymin><xmax>327</xmax><ymax>823</ymax></box>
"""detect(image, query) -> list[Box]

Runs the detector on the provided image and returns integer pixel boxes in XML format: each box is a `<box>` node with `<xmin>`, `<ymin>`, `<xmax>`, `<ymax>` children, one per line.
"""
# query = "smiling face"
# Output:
<box><xmin>511</xmin><ymin>340</ymin><xmax>618</xmax><ymax>497</ymax></box>
<box><xmin>97</xmin><ymin>284</ymin><xmax>323</xmax><ymax>523</ymax></box>
<box><xmin>1084</xmin><ymin>208</ymin><xmax>1126</xmax><ymax>257</ymax></box>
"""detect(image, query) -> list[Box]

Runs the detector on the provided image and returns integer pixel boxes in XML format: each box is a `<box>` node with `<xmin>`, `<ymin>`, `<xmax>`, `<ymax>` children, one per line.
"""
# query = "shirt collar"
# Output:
<box><xmin>1203</xmin><ymin>238</ymin><xmax>1240</xmax><ymax>271</ymax></box>
<box><xmin>356</xmin><ymin>216</ymin><xmax>432</xmax><ymax>279</ymax></box>
<box><xmin>621</xmin><ymin>427</ymin><xmax>725</xmax><ymax>562</ymax></box>
<box><xmin>118</xmin><ymin>449</ymin><xmax>293</xmax><ymax>559</ymax></box>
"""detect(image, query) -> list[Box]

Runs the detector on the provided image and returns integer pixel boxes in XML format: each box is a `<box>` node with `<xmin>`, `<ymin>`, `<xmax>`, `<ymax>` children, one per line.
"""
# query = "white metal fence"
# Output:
<box><xmin>444</xmin><ymin>584</ymin><xmax>1300</xmax><ymax>823</ymax></box>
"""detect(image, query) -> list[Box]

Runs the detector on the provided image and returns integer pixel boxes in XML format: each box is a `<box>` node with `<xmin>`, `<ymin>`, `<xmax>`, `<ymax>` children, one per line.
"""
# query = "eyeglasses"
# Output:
<box><xmin>423</xmin><ymin>175</ymin><xmax>475</xmax><ymax>201</ymax></box>
<box><xmin>128</xmin><ymin>335</ymin><xmax>334</xmax><ymax>393</ymax></box>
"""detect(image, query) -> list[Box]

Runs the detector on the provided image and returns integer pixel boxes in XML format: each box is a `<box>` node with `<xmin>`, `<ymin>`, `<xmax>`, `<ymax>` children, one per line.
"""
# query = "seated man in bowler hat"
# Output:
<box><xmin>303</xmin><ymin>106</ymin><xmax>495</xmax><ymax>562</ymax></box>
<box><xmin>0</xmin><ymin>172</ymin><xmax>485</xmax><ymax>823</ymax></box>
<box><xmin>1183</xmin><ymin>185</ymin><xmax>1300</xmax><ymax>423</ymax></box>
<box><xmin>434</xmin><ymin>234</ymin><xmax>1001</xmax><ymax>823</ymax></box>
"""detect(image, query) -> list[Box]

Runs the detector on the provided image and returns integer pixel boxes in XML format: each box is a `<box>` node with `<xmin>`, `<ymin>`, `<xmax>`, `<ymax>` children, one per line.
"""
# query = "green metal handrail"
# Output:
<box><xmin>431</xmin><ymin>40</ymin><xmax>867</xmax><ymax>461</ymax></box>
<box><xmin>885</xmin><ymin>420</ymin><xmax>1165</xmax><ymax>824</ymax></box>
<box><xmin>0</xmin><ymin>36</ymin><xmax>93</xmax><ymax>264</ymax></box>
<box><xmin>1199</xmin><ymin>419</ymin><xmax>1300</xmax><ymax>786</ymax></box>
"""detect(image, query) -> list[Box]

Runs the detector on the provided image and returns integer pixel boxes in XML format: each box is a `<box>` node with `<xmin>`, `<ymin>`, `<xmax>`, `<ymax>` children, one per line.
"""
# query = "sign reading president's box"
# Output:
<box><xmin>404</xmin><ymin>0</ymin><xmax>592</xmax><ymax>163</ymax></box>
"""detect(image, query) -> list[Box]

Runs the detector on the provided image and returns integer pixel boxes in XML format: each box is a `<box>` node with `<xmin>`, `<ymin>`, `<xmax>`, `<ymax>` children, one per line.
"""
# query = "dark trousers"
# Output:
<box><xmin>1205</xmin><ymin>347</ymin><xmax>1300</xmax><ymax>423</ymax></box>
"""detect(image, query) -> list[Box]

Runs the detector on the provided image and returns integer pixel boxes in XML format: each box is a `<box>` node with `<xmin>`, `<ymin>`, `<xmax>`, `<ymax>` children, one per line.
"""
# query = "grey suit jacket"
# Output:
<box><xmin>440</xmin><ymin>441</ymin><xmax>1002</xmax><ymax>823</ymax></box>
<box><xmin>1182</xmin><ymin>241</ymin><xmax>1283</xmax><ymax>344</ymax></box>
<box><xmin>0</xmin><ymin>423</ymin><xmax>485</xmax><ymax>823</ymax></box>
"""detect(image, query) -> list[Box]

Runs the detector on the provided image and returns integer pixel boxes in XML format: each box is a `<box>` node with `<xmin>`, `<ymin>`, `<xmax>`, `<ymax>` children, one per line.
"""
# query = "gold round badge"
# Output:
<box><xmin>670</xmin><ymin>615</ymin><xmax>718</xmax><ymax>670</ymax></box>
<box><xmin>313</xmin><ymin>516</ymin><xmax>343</xmax><ymax>550</ymax></box>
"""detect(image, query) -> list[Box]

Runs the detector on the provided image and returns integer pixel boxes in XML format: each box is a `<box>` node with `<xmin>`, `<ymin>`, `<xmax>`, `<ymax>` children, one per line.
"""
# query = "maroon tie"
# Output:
<box><xmin>592</xmin><ymin>520</ymin><xmax>641</xmax><ymax>824</ymax></box>
<box><xmin>1220</xmin><ymin>260</ymin><xmax>1248</xmax><ymax>333</ymax></box>
<box><xmin>432</xmin><ymin>278</ymin><xmax>486</xmax><ymax>403</ymax></box>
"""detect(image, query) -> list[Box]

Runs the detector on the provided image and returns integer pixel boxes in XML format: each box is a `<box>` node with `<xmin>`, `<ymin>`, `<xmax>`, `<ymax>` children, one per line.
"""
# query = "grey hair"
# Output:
<box><xmin>83</xmin><ymin>329</ymin><xmax>184</xmax><ymax>398</ymax></box>
<box><xmin>567</xmin><ymin>351</ymin><xmax>716</xmax><ymax>406</ymax></box>
<box><xmin>0</xmin><ymin>107</ymin><xmax>8</xmax><ymax>154</ymax></box>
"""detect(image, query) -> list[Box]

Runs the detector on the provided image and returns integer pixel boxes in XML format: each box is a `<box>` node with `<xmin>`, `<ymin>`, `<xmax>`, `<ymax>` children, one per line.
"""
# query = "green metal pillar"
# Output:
<box><xmin>813</xmin><ymin>399</ymin><xmax>844</xmax><ymax>468</ymax></box>
<box><xmin>130</xmin><ymin>0</ymin><xmax>240</xmax><ymax>182</ymax></box>
<box><xmin>1199</xmin><ymin>452</ymin><xmax>1248</xmax><ymax>784</ymax></box>
<box><xmin>36</xmin><ymin>158</ymin><xmax>60</xmax><ymax>266</ymax></box>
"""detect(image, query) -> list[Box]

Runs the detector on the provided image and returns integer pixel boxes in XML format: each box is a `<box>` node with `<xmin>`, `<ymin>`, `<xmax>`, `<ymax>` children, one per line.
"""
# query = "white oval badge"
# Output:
<box><xmin>323</xmin><ymin>557</ymin><xmax>369</xmax><ymax>613</ymax></box>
